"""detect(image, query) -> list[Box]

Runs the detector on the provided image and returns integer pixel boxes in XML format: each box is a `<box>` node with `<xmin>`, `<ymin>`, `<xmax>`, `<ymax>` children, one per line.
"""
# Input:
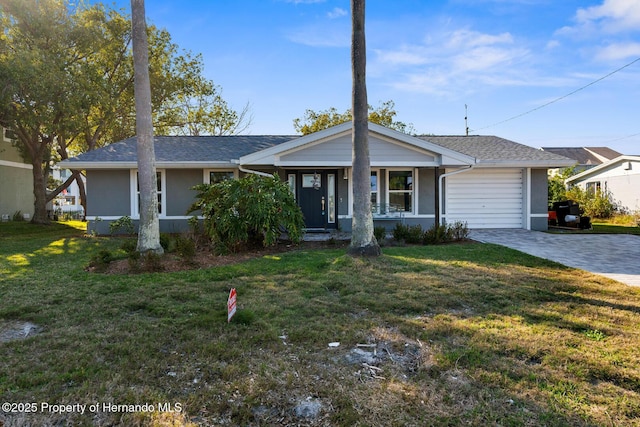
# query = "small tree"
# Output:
<box><xmin>293</xmin><ymin>100</ymin><xmax>414</xmax><ymax>135</ymax></box>
<box><xmin>548</xmin><ymin>167</ymin><xmax>576</xmax><ymax>205</ymax></box>
<box><xmin>189</xmin><ymin>174</ymin><xmax>305</xmax><ymax>253</ymax></box>
<box><xmin>566</xmin><ymin>186</ymin><xmax>616</xmax><ymax>219</ymax></box>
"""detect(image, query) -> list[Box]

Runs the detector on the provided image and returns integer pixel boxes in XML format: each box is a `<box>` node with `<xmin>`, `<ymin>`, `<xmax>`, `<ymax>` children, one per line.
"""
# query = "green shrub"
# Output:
<box><xmin>120</xmin><ymin>238</ymin><xmax>137</xmax><ymax>255</ymax></box>
<box><xmin>159</xmin><ymin>233</ymin><xmax>172</xmax><ymax>252</ymax></box>
<box><xmin>565</xmin><ymin>187</ymin><xmax>616</xmax><ymax>219</ymax></box>
<box><xmin>189</xmin><ymin>174</ymin><xmax>305</xmax><ymax>252</ymax></box>
<box><xmin>374</xmin><ymin>226</ymin><xmax>387</xmax><ymax>242</ymax></box>
<box><xmin>109</xmin><ymin>216</ymin><xmax>135</xmax><ymax>235</ymax></box>
<box><xmin>423</xmin><ymin>224</ymin><xmax>452</xmax><ymax>245</ymax></box>
<box><xmin>89</xmin><ymin>249</ymin><xmax>114</xmax><ymax>272</ymax></box>
<box><xmin>141</xmin><ymin>251</ymin><xmax>163</xmax><ymax>272</ymax></box>
<box><xmin>406</xmin><ymin>224</ymin><xmax>424</xmax><ymax>244</ymax></box>
<box><xmin>449</xmin><ymin>221</ymin><xmax>469</xmax><ymax>241</ymax></box>
<box><xmin>175</xmin><ymin>234</ymin><xmax>197</xmax><ymax>263</ymax></box>
<box><xmin>392</xmin><ymin>223</ymin><xmax>410</xmax><ymax>242</ymax></box>
<box><xmin>12</xmin><ymin>210</ymin><xmax>24</xmax><ymax>221</ymax></box>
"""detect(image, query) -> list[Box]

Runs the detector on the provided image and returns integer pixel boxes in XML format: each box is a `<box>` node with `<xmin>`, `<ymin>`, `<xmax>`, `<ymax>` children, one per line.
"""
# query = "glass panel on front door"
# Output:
<box><xmin>302</xmin><ymin>173</ymin><xmax>321</xmax><ymax>189</ymax></box>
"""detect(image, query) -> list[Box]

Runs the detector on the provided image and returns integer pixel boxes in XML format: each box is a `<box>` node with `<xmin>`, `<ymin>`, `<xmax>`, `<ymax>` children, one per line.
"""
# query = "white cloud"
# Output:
<box><xmin>576</xmin><ymin>0</ymin><xmax>640</xmax><ymax>32</ymax></box>
<box><xmin>371</xmin><ymin>28</ymin><xmax>532</xmax><ymax>96</ymax></box>
<box><xmin>445</xmin><ymin>29</ymin><xmax>514</xmax><ymax>49</ymax></box>
<box><xmin>327</xmin><ymin>7</ymin><xmax>347</xmax><ymax>19</ymax></box>
<box><xmin>595</xmin><ymin>42</ymin><xmax>640</xmax><ymax>61</ymax></box>
<box><xmin>285</xmin><ymin>23</ymin><xmax>349</xmax><ymax>47</ymax></box>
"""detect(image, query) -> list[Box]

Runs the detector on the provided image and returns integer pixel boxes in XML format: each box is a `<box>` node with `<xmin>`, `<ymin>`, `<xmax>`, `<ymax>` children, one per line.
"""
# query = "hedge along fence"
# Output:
<box><xmin>189</xmin><ymin>174</ymin><xmax>305</xmax><ymax>253</ymax></box>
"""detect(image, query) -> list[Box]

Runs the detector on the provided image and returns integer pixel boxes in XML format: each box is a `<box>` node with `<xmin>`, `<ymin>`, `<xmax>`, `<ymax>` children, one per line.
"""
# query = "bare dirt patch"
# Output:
<box><xmin>0</xmin><ymin>321</ymin><xmax>42</xmax><ymax>343</ymax></box>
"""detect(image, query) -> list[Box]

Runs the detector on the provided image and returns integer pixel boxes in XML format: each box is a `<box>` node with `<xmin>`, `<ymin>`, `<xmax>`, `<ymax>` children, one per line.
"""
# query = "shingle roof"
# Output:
<box><xmin>64</xmin><ymin>135</ymin><xmax>298</xmax><ymax>164</ymax></box>
<box><xmin>62</xmin><ymin>132</ymin><xmax>573</xmax><ymax>168</ymax></box>
<box><xmin>418</xmin><ymin>135</ymin><xmax>572</xmax><ymax>164</ymax></box>
<box><xmin>540</xmin><ymin>147</ymin><xmax>622</xmax><ymax>165</ymax></box>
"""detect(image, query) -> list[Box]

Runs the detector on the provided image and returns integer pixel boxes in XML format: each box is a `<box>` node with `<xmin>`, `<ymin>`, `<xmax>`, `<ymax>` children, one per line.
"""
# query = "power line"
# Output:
<box><xmin>601</xmin><ymin>131</ymin><xmax>640</xmax><ymax>144</ymax></box>
<box><xmin>469</xmin><ymin>56</ymin><xmax>640</xmax><ymax>133</ymax></box>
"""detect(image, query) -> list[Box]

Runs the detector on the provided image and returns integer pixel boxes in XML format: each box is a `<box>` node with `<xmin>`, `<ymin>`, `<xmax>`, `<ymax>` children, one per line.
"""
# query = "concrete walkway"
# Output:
<box><xmin>470</xmin><ymin>229</ymin><xmax>640</xmax><ymax>287</ymax></box>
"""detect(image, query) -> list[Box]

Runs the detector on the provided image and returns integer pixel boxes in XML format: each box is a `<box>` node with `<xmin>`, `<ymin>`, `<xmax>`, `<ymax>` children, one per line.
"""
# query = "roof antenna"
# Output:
<box><xmin>464</xmin><ymin>104</ymin><xmax>469</xmax><ymax>136</ymax></box>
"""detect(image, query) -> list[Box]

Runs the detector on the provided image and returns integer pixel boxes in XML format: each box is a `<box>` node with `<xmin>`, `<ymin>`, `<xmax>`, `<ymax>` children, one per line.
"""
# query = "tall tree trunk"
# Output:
<box><xmin>30</xmin><ymin>160</ymin><xmax>49</xmax><ymax>224</ymax></box>
<box><xmin>348</xmin><ymin>0</ymin><xmax>380</xmax><ymax>257</ymax></box>
<box><xmin>131</xmin><ymin>0</ymin><xmax>163</xmax><ymax>254</ymax></box>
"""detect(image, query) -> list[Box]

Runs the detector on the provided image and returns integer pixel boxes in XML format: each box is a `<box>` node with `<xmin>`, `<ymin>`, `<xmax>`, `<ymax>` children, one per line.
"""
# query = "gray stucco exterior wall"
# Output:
<box><xmin>165</xmin><ymin>169</ymin><xmax>201</xmax><ymax>216</ymax></box>
<box><xmin>530</xmin><ymin>169</ymin><xmax>549</xmax><ymax>214</ymax></box>
<box><xmin>530</xmin><ymin>168</ymin><xmax>549</xmax><ymax>231</ymax></box>
<box><xmin>418</xmin><ymin>168</ymin><xmax>436</xmax><ymax>215</ymax></box>
<box><xmin>338</xmin><ymin>174</ymin><xmax>349</xmax><ymax>217</ymax></box>
<box><xmin>87</xmin><ymin>170</ymin><xmax>130</xmax><ymax>217</ymax></box>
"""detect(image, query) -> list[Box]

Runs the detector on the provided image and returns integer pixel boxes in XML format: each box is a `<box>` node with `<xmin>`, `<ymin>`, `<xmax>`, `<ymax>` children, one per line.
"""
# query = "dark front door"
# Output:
<box><xmin>295</xmin><ymin>171</ymin><xmax>337</xmax><ymax>230</ymax></box>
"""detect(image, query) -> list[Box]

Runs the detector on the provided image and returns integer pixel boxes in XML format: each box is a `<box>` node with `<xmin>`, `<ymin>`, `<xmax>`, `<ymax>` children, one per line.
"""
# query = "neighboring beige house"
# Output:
<box><xmin>0</xmin><ymin>128</ymin><xmax>33</xmax><ymax>220</ymax></box>
<box><xmin>566</xmin><ymin>155</ymin><xmax>640</xmax><ymax>214</ymax></box>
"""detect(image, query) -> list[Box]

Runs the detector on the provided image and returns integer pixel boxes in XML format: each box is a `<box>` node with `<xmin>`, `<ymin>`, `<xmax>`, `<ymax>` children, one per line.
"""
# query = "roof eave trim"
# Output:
<box><xmin>58</xmin><ymin>161</ymin><xmax>238</xmax><ymax>169</ymax></box>
<box><xmin>474</xmin><ymin>160</ymin><xmax>576</xmax><ymax>168</ymax></box>
<box><xmin>566</xmin><ymin>155</ymin><xmax>640</xmax><ymax>183</ymax></box>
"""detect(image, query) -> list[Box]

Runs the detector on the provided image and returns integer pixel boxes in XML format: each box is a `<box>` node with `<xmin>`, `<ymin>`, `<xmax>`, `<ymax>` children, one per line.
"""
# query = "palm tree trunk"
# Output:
<box><xmin>347</xmin><ymin>0</ymin><xmax>380</xmax><ymax>257</ymax></box>
<box><xmin>131</xmin><ymin>0</ymin><xmax>163</xmax><ymax>254</ymax></box>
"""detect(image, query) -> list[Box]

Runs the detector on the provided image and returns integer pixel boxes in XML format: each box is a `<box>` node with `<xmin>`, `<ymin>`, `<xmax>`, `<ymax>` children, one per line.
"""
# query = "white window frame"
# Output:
<box><xmin>203</xmin><ymin>169</ymin><xmax>238</xmax><ymax>184</ymax></box>
<box><xmin>370</xmin><ymin>169</ymin><xmax>380</xmax><ymax>213</ymax></box>
<box><xmin>328</xmin><ymin>173</ymin><xmax>336</xmax><ymax>223</ymax></box>
<box><xmin>130</xmin><ymin>169</ymin><xmax>166</xmax><ymax>219</ymax></box>
<box><xmin>287</xmin><ymin>173</ymin><xmax>296</xmax><ymax>200</ymax></box>
<box><xmin>386</xmin><ymin>168</ymin><xmax>415</xmax><ymax>215</ymax></box>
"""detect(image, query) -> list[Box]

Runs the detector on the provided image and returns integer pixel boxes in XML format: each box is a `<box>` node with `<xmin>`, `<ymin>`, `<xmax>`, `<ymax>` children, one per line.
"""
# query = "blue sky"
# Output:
<box><xmin>101</xmin><ymin>0</ymin><xmax>639</xmax><ymax>154</ymax></box>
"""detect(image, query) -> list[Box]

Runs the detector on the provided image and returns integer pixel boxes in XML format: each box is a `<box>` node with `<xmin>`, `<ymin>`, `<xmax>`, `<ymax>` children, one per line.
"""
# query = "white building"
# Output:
<box><xmin>49</xmin><ymin>166</ymin><xmax>85</xmax><ymax>218</ymax></box>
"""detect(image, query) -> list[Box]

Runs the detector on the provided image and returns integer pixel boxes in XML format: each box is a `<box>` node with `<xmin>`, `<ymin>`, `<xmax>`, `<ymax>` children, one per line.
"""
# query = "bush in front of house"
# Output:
<box><xmin>374</xmin><ymin>226</ymin><xmax>387</xmax><ymax>243</ymax></box>
<box><xmin>565</xmin><ymin>186</ymin><xmax>616</xmax><ymax>219</ymax></box>
<box><xmin>189</xmin><ymin>174</ymin><xmax>305</xmax><ymax>253</ymax></box>
<box><xmin>393</xmin><ymin>221</ymin><xmax>469</xmax><ymax>245</ymax></box>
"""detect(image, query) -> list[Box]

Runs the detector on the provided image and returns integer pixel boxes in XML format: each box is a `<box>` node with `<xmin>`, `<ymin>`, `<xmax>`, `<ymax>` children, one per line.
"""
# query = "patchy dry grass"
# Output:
<box><xmin>1</xmin><ymin>222</ymin><xmax>639</xmax><ymax>426</ymax></box>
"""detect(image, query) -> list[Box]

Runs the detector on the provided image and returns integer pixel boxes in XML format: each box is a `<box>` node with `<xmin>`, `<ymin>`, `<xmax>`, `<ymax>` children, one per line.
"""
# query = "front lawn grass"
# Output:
<box><xmin>1</xmin><ymin>223</ymin><xmax>639</xmax><ymax>426</ymax></box>
<box><xmin>591</xmin><ymin>223</ymin><xmax>640</xmax><ymax>235</ymax></box>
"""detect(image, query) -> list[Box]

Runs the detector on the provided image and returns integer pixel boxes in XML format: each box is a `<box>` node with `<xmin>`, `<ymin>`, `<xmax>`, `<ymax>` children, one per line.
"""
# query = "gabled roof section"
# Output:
<box><xmin>541</xmin><ymin>147</ymin><xmax>622</xmax><ymax>166</ymax></box>
<box><xmin>239</xmin><ymin>121</ymin><xmax>476</xmax><ymax>167</ymax></box>
<box><xmin>60</xmin><ymin>135</ymin><xmax>297</xmax><ymax>169</ymax></box>
<box><xmin>422</xmin><ymin>135</ymin><xmax>575</xmax><ymax>167</ymax></box>
<box><xmin>566</xmin><ymin>155</ymin><xmax>640</xmax><ymax>183</ymax></box>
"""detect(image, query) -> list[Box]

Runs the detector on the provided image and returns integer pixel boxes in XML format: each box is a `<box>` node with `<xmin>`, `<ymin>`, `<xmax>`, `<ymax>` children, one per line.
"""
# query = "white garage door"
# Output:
<box><xmin>445</xmin><ymin>169</ymin><xmax>523</xmax><ymax>229</ymax></box>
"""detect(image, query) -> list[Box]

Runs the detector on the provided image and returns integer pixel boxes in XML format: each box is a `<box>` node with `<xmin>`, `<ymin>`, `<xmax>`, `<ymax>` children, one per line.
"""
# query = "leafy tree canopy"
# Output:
<box><xmin>292</xmin><ymin>100</ymin><xmax>414</xmax><ymax>135</ymax></box>
<box><xmin>0</xmin><ymin>0</ymin><xmax>249</xmax><ymax>222</ymax></box>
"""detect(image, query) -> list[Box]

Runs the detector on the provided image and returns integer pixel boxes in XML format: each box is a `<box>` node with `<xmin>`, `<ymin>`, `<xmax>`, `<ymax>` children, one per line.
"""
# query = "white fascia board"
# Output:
<box><xmin>58</xmin><ymin>161</ymin><xmax>138</xmax><ymax>169</ymax></box>
<box><xmin>275</xmin><ymin>160</ymin><xmax>352</xmax><ymax>167</ymax></box>
<box><xmin>371</xmin><ymin>161</ymin><xmax>440</xmax><ymax>167</ymax></box>
<box><xmin>566</xmin><ymin>155</ymin><xmax>640</xmax><ymax>183</ymax></box>
<box><xmin>58</xmin><ymin>161</ymin><xmax>236</xmax><ymax>169</ymax></box>
<box><xmin>0</xmin><ymin>159</ymin><xmax>33</xmax><ymax>170</ymax></box>
<box><xmin>474</xmin><ymin>159</ymin><xmax>576</xmax><ymax>168</ymax></box>
<box><xmin>157</xmin><ymin>161</ymin><xmax>236</xmax><ymax>169</ymax></box>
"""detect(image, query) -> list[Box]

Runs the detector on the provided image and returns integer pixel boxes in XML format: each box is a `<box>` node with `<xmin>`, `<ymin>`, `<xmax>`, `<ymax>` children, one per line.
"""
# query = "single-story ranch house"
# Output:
<box><xmin>60</xmin><ymin>122</ymin><xmax>574</xmax><ymax>235</ymax></box>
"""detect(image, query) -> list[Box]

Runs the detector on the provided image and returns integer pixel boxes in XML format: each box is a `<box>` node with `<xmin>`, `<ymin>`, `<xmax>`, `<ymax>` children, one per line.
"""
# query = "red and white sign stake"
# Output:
<box><xmin>227</xmin><ymin>288</ymin><xmax>237</xmax><ymax>323</ymax></box>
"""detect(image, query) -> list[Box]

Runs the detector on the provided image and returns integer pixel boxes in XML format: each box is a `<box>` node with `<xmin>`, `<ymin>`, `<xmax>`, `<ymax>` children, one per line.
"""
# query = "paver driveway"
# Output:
<box><xmin>470</xmin><ymin>229</ymin><xmax>640</xmax><ymax>287</ymax></box>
